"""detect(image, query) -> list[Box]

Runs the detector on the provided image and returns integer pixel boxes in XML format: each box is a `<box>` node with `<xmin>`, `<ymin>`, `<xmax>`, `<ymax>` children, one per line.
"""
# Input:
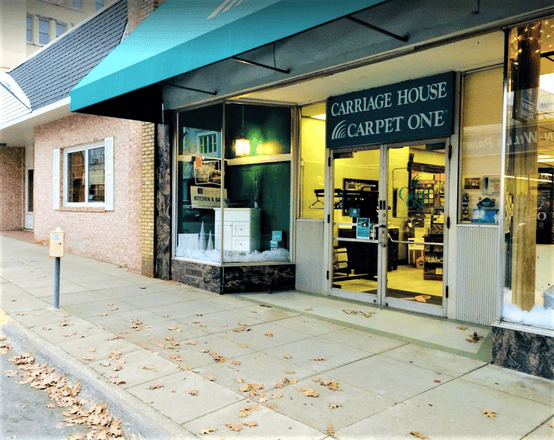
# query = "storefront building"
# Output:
<box><xmin>70</xmin><ymin>0</ymin><xmax>554</xmax><ymax>378</ymax></box>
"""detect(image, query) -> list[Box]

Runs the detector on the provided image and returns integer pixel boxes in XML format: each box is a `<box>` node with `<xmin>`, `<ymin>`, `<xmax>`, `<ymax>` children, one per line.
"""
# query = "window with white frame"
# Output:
<box><xmin>95</xmin><ymin>0</ymin><xmax>104</xmax><ymax>11</ymax></box>
<box><xmin>26</xmin><ymin>16</ymin><xmax>33</xmax><ymax>43</ymax></box>
<box><xmin>54</xmin><ymin>138</ymin><xmax>114</xmax><ymax>210</ymax></box>
<box><xmin>55</xmin><ymin>22</ymin><xmax>66</xmax><ymax>38</ymax></box>
<box><xmin>199</xmin><ymin>132</ymin><xmax>217</xmax><ymax>154</ymax></box>
<box><xmin>38</xmin><ymin>19</ymin><xmax>49</xmax><ymax>45</ymax></box>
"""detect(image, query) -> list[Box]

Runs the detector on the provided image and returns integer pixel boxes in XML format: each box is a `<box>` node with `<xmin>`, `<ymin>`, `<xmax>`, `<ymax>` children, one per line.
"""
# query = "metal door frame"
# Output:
<box><xmin>326</xmin><ymin>139</ymin><xmax>449</xmax><ymax>317</ymax></box>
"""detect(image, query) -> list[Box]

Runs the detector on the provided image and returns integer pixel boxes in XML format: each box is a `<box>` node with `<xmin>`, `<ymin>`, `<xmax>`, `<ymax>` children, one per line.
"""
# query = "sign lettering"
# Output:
<box><xmin>327</xmin><ymin>72</ymin><xmax>455</xmax><ymax>148</ymax></box>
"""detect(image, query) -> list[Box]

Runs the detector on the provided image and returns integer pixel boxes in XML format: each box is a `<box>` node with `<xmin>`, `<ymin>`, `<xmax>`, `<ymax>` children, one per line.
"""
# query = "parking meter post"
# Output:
<box><xmin>54</xmin><ymin>257</ymin><xmax>60</xmax><ymax>309</ymax></box>
<box><xmin>49</xmin><ymin>228</ymin><xmax>65</xmax><ymax>309</ymax></box>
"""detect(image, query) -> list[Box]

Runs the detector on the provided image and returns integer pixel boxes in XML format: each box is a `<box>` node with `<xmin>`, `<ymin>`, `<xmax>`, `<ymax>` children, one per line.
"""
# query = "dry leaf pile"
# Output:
<box><xmin>329</xmin><ymin>402</ymin><xmax>342</xmax><ymax>409</ymax></box>
<box><xmin>238</xmin><ymin>383</ymin><xmax>265</xmax><ymax>398</ymax></box>
<box><xmin>467</xmin><ymin>332</ymin><xmax>483</xmax><ymax>343</ymax></box>
<box><xmin>199</xmin><ymin>427</ymin><xmax>216</xmax><ymax>435</ymax></box>
<box><xmin>297</xmin><ymin>387</ymin><xmax>320</xmax><ymax>398</ymax></box>
<box><xmin>0</xmin><ymin>342</ymin><xmax>13</xmax><ymax>354</ymax></box>
<box><xmin>320</xmin><ymin>380</ymin><xmax>342</xmax><ymax>391</ymax></box>
<box><xmin>7</xmin><ymin>352</ymin><xmax>126</xmax><ymax>439</ymax></box>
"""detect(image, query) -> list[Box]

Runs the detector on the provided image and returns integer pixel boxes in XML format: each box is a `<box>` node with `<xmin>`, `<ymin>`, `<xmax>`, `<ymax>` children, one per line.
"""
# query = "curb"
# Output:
<box><xmin>2</xmin><ymin>320</ymin><xmax>196</xmax><ymax>440</ymax></box>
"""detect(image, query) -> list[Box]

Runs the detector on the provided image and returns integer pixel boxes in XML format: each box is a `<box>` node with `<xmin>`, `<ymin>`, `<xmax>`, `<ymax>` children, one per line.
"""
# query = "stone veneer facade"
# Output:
<box><xmin>34</xmin><ymin>113</ymin><xmax>144</xmax><ymax>273</ymax></box>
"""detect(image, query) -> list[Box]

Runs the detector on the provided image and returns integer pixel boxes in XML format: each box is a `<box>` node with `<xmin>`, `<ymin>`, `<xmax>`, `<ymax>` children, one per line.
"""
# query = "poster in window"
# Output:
<box><xmin>193</xmin><ymin>157</ymin><xmax>221</xmax><ymax>186</ymax></box>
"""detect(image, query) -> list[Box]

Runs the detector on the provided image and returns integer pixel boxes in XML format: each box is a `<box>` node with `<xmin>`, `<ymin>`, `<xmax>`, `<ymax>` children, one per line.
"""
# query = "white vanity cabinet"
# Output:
<box><xmin>214</xmin><ymin>208</ymin><xmax>261</xmax><ymax>252</ymax></box>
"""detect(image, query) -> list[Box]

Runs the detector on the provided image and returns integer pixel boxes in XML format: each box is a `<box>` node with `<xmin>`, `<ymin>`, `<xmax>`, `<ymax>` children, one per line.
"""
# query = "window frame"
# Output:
<box><xmin>95</xmin><ymin>0</ymin><xmax>104</xmax><ymax>11</ymax></box>
<box><xmin>63</xmin><ymin>141</ymin><xmax>106</xmax><ymax>208</ymax></box>
<box><xmin>55</xmin><ymin>22</ymin><xmax>66</xmax><ymax>38</ymax></box>
<box><xmin>38</xmin><ymin>18</ymin><xmax>49</xmax><ymax>46</ymax></box>
<box><xmin>26</xmin><ymin>16</ymin><xmax>33</xmax><ymax>43</ymax></box>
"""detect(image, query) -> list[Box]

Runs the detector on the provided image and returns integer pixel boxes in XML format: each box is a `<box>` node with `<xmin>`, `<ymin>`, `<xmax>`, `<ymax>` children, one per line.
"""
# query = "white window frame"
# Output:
<box><xmin>60</xmin><ymin>138</ymin><xmax>114</xmax><ymax>210</ymax></box>
<box><xmin>38</xmin><ymin>18</ymin><xmax>50</xmax><ymax>46</ymax></box>
<box><xmin>55</xmin><ymin>22</ymin><xmax>66</xmax><ymax>38</ymax></box>
<box><xmin>198</xmin><ymin>131</ymin><xmax>219</xmax><ymax>155</ymax></box>
<box><xmin>26</xmin><ymin>15</ymin><xmax>33</xmax><ymax>43</ymax></box>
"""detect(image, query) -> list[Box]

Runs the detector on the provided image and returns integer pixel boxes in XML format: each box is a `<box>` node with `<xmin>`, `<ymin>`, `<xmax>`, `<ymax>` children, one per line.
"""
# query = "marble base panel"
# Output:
<box><xmin>171</xmin><ymin>260</ymin><xmax>295</xmax><ymax>295</ymax></box>
<box><xmin>222</xmin><ymin>264</ymin><xmax>295</xmax><ymax>294</ymax></box>
<box><xmin>171</xmin><ymin>260</ymin><xmax>222</xmax><ymax>293</ymax></box>
<box><xmin>492</xmin><ymin>325</ymin><xmax>554</xmax><ymax>380</ymax></box>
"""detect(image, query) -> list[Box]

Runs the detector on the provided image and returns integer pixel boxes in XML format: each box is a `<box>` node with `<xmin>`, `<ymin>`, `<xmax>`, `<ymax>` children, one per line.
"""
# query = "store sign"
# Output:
<box><xmin>326</xmin><ymin>72</ymin><xmax>455</xmax><ymax>149</ymax></box>
<box><xmin>190</xmin><ymin>186</ymin><xmax>227</xmax><ymax>209</ymax></box>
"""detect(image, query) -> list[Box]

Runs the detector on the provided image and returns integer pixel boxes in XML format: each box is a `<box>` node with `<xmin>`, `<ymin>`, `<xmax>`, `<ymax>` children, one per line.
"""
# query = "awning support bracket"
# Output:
<box><xmin>161</xmin><ymin>81</ymin><xmax>217</xmax><ymax>96</ymax></box>
<box><xmin>233</xmin><ymin>56</ymin><xmax>290</xmax><ymax>74</ymax></box>
<box><xmin>346</xmin><ymin>16</ymin><xmax>409</xmax><ymax>43</ymax></box>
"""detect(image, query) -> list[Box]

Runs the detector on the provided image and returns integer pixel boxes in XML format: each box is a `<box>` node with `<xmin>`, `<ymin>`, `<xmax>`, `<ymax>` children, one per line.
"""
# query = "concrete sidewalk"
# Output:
<box><xmin>1</xmin><ymin>236</ymin><xmax>553</xmax><ymax>440</ymax></box>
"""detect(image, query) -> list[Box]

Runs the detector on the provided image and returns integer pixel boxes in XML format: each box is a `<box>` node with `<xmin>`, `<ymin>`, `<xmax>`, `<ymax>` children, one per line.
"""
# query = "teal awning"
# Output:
<box><xmin>70</xmin><ymin>0</ymin><xmax>388</xmax><ymax>116</ymax></box>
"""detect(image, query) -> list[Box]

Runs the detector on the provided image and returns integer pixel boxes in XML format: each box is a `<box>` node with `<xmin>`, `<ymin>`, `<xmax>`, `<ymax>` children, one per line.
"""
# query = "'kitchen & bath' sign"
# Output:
<box><xmin>326</xmin><ymin>72</ymin><xmax>455</xmax><ymax>148</ymax></box>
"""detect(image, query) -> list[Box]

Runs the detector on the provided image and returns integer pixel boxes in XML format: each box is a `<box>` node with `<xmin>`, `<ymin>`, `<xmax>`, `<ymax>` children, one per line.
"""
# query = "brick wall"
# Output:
<box><xmin>34</xmin><ymin>113</ymin><xmax>143</xmax><ymax>272</ymax></box>
<box><xmin>141</xmin><ymin>122</ymin><xmax>155</xmax><ymax>277</ymax></box>
<box><xmin>0</xmin><ymin>147</ymin><xmax>25</xmax><ymax>230</ymax></box>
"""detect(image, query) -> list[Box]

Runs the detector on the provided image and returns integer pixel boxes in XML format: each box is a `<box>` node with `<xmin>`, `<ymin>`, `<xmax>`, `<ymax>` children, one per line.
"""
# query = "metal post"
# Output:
<box><xmin>54</xmin><ymin>256</ymin><xmax>60</xmax><ymax>308</ymax></box>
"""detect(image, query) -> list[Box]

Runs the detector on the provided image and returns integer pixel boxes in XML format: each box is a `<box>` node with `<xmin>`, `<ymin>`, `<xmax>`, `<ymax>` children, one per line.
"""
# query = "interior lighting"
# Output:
<box><xmin>234</xmin><ymin>105</ymin><xmax>250</xmax><ymax>156</ymax></box>
<box><xmin>540</xmin><ymin>73</ymin><xmax>554</xmax><ymax>95</ymax></box>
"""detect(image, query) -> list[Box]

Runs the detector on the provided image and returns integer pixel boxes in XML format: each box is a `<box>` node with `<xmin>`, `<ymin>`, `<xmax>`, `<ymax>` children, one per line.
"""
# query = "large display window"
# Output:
<box><xmin>175</xmin><ymin>103</ymin><xmax>292</xmax><ymax>264</ymax></box>
<box><xmin>459</xmin><ymin>67</ymin><xmax>503</xmax><ymax>224</ymax></box>
<box><xmin>502</xmin><ymin>18</ymin><xmax>554</xmax><ymax>330</ymax></box>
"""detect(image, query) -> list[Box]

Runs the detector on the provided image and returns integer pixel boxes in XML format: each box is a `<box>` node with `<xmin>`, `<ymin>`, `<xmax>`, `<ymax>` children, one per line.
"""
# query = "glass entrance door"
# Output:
<box><xmin>329</xmin><ymin>143</ymin><xmax>447</xmax><ymax>316</ymax></box>
<box><xmin>384</xmin><ymin>145</ymin><xmax>446</xmax><ymax>314</ymax></box>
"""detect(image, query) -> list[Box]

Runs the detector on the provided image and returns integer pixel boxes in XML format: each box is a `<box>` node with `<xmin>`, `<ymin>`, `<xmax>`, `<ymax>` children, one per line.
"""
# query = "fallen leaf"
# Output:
<box><xmin>457</xmin><ymin>326</ymin><xmax>468</xmax><ymax>330</ymax></box>
<box><xmin>209</xmin><ymin>352</ymin><xmax>227</xmax><ymax>363</ymax></box>
<box><xmin>148</xmin><ymin>384</ymin><xmax>164</xmax><ymax>390</ymax></box>
<box><xmin>266</xmin><ymin>402</ymin><xmax>277</xmax><ymax>409</ymax></box>
<box><xmin>271</xmin><ymin>393</ymin><xmax>282</xmax><ymax>399</ymax></box>
<box><xmin>200</xmin><ymin>349</ymin><xmax>209</xmax><ymax>353</ymax></box>
<box><xmin>46</xmin><ymin>403</ymin><xmax>56</xmax><ymax>409</ymax></box>
<box><xmin>410</xmin><ymin>432</ymin><xmax>429</xmax><ymax>439</ymax></box>
<box><xmin>285</xmin><ymin>370</ymin><xmax>295</xmax><ymax>374</ymax></box>
<box><xmin>282</xmin><ymin>377</ymin><xmax>298</xmax><ymax>385</ymax></box>
<box><xmin>481</xmin><ymin>410</ymin><xmax>497</xmax><ymax>418</ymax></box>
<box><xmin>199</xmin><ymin>428</ymin><xmax>217</xmax><ymax>435</ymax></box>
<box><xmin>107</xmin><ymin>335</ymin><xmax>123</xmax><ymax>340</ymax></box>
<box><xmin>238</xmin><ymin>411</ymin><xmax>250</xmax><ymax>418</ymax></box>
<box><xmin>243</xmin><ymin>421</ymin><xmax>258</xmax><ymax>428</ymax></box>
<box><xmin>434</xmin><ymin>379</ymin><xmax>441</xmax><ymax>383</ymax></box>
<box><xmin>192</xmin><ymin>321</ymin><xmax>201</xmax><ymax>324</ymax></box>
<box><xmin>234</xmin><ymin>378</ymin><xmax>244</xmax><ymax>383</ymax></box>
<box><xmin>4</xmin><ymin>370</ymin><xmax>17</xmax><ymax>377</ymax></box>
<box><xmin>232</xmin><ymin>360</ymin><xmax>241</xmax><ymax>366</ymax></box>
<box><xmin>82</xmin><ymin>357</ymin><xmax>95</xmax><ymax>362</ymax></box>
<box><xmin>140</xmin><ymin>366</ymin><xmax>155</xmax><ymax>370</ymax></box>
<box><xmin>259</xmin><ymin>397</ymin><xmax>267</xmax><ymax>404</ymax></box>
<box><xmin>298</xmin><ymin>387</ymin><xmax>320</xmax><ymax>398</ymax></box>
<box><xmin>205</xmin><ymin>376</ymin><xmax>216</xmax><ymax>382</ymax></box>
<box><xmin>59</xmin><ymin>321</ymin><xmax>72</xmax><ymax>327</ymax></box>
<box><xmin>283</xmin><ymin>354</ymin><xmax>292</xmax><ymax>359</ymax></box>
<box><xmin>162</xmin><ymin>315</ymin><xmax>169</xmax><ymax>318</ymax></box>
<box><xmin>42</xmin><ymin>327</ymin><xmax>51</xmax><ymax>331</ymax></box>
<box><xmin>0</xmin><ymin>336</ymin><xmax>5</xmax><ymax>342</ymax></box>
<box><xmin>549</xmin><ymin>423</ymin><xmax>554</xmax><ymax>430</ymax></box>
<box><xmin>108</xmin><ymin>303</ymin><xmax>114</xmax><ymax>306</ymax></box>
<box><xmin>274</xmin><ymin>382</ymin><xmax>285</xmax><ymax>388</ymax></box>
<box><xmin>226</xmin><ymin>422</ymin><xmax>243</xmax><ymax>432</ymax></box>
<box><xmin>320</xmin><ymin>380</ymin><xmax>342</xmax><ymax>391</ymax></box>
<box><xmin>109</xmin><ymin>378</ymin><xmax>126</xmax><ymax>385</ymax></box>
<box><xmin>199</xmin><ymin>324</ymin><xmax>207</xmax><ymax>328</ymax></box>
<box><xmin>64</xmin><ymin>332</ymin><xmax>77</xmax><ymax>337</ymax></box>
<box><xmin>222</xmin><ymin>324</ymin><xmax>229</xmax><ymax>327</ymax></box>
<box><xmin>264</xmin><ymin>332</ymin><xmax>274</xmax><ymax>337</ymax></box>
<box><xmin>169</xmin><ymin>353</ymin><xmax>185</xmax><ymax>362</ymax></box>
<box><xmin>156</xmin><ymin>344</ymin><xmax>166</xmax><ymax>349</ymax></box>
<box><xmin>100</xmin><ymin>313</ymin><xmax>109</xmax><ymax>317</ymax></box>
<box><xmin>111</xmin><ymin>307</ymin><xmax>119</xmax><ymax>311</ymax></box>
<box><xmin>329</xmin><ymin>402</ymin><xmax>343</xmax><ymax>409</ymax></box>
<box><xmin>178</xmin><ymin>365</ymin><xmax>191</xmax><ymax>371</ymax></box>
<box><xmin>238</xmin><ymin>322</ymin><xmax>247</xmax><ymax>326</ymax></box>
<box><xmin>311</xmin><ymin>377</ymin><xmax>321</xmax><ymax>382</ymax></box>
<box><xmin>239</xmin><ymin>344</ymin><xmax>249</xmax><ymax>349</ymax></box>
<box><xmin>88</xmin><ymin>348</ymin><xmax>96</xmax><ymax>353</ymax></box>
<box><xmin>189</xmin><ymin>390</ymin><xmax>199</xmax><ymax>396</ymax></box>
<box><xmin>305</xmin><ymin>308</ymin><xmax>313</xmax><ymax>311</ymax></box>
<box><xmin>233</xmin><ymin>327</ymin><xmax>250</xmax><ymax>332</ymax></box>
<box><xmin>327</xmin><ymin>424</ymin><xmax>335</xmax><ymax>436</ymax></box>
<box><xmin>184</xmin><ymin>341</ymin><xmax>198</xmax><ymax>345</ymax></box>
<box><xmin>313</xmin><ymin>357</ymin><xmax>327</xmax><ymax>362</ymax></box>
<box><xmin>196</xmin><ymin>313</ymin><xmax>203</xmax><ymax>316</ymax></box>
<box><xmin>113</xmin><ymin>365</ymin><xmax>123</xmax><ymax>371</ymax></box>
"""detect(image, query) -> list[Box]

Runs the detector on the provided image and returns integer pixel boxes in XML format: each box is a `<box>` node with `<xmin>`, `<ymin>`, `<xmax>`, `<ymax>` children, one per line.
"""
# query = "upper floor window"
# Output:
<box><xmin>38</xmin><ymin>19</ymin><xmax>49</xmax><ymax>45</ymax></box>
<box><xmin>26</xmin><ymin>16</ymin><xmax>33</xmax><ymax>43</ymax></box>
<box><xmin>95</xmin><ymin>0</ymin><xmax>104</xmax><ymax>10</ymax></box>
<box><xmin>55</xmin><ymin>23</ymin><xmax>66</xmax><ymax>38</ymax></box>
<box><xmin>73</xmin><ymin>0</ymin><xmax>82</xmax><ymax>9</ymax></box>
<box><xmin>199</xmin><ymin>132</ymin><xmax>217</xmax><ymax>155</ymax></box>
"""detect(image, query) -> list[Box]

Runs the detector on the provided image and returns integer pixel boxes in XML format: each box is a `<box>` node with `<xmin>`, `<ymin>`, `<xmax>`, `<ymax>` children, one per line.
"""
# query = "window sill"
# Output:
<box><xmin>60</xmin><ymin>206</ymin><xmax>106</xmax><ymax>213</ymax></box>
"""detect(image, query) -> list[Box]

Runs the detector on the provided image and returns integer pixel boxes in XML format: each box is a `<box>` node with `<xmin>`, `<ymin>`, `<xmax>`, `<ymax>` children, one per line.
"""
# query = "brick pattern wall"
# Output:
<box><xmin>0</xmin><ymin>147</ymin><xmax>25</xmax><ymax>231</ymax></box>
<box><xmin>141</xmin><ymin>122</ymin><xmax>155</xmax><ymax>277</ymax></box>
<box><xmin>34</xmin><ymin>114</ymin><xmax>143</xmax><ymax>272</ymax></box>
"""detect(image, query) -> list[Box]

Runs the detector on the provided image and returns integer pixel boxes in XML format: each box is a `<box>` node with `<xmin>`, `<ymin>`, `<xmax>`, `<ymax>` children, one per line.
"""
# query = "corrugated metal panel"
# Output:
<box><xmin>456</xmin><ymin>225</ymin><xmax>499</xmax><ymax>325</ymax></box>
<box><xmin>295</xmin><ymin>219</ymin><xmax>324</xmax><ymax>294</ymax></box>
